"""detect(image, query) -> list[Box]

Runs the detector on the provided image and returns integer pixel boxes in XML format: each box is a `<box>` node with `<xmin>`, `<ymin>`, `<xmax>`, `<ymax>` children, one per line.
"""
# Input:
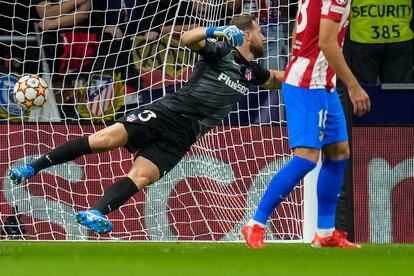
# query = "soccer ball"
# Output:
<box><xmin>13</xmin><ymin>74</ymin><xmax>49</xmax><ymax>110</ymax></box>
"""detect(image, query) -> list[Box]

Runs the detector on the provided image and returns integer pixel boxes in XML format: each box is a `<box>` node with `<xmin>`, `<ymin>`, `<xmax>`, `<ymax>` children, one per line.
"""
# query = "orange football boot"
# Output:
<box><xmin>242</xmin><ymin>224</ymin><xmax>265</xmax><ymax>248</ymax></box>
<box><xmin>312</xmin><ymin>230</ymin><xmax>361</xmax><ymax>248</ymax></box>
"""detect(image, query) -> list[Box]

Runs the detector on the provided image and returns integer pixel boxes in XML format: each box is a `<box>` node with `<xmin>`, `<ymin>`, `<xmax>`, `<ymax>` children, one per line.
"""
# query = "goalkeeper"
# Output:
<box><xmin>9</xmin><ymin>14</ymin><xmax>284</xmax><ymax>234</ymax></box>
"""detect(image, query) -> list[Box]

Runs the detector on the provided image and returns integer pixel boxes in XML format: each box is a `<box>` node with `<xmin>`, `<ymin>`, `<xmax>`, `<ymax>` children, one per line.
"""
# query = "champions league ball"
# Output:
<box><xmin>13</xmin><ymin>74</ymin><xmax>49</xmax><ymax>110</ymax></box>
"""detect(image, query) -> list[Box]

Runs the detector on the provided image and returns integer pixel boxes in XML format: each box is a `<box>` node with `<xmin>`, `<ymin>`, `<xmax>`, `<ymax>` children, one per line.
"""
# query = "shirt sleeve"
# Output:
<box><xmin>196</xmin><ymin>40</ymin><xmax>231</xmax><ymax>60</ymax></box>
<box><xmin>321</xmin><ymin>0</ymin><xmax>349</xmax><ymax>22</ymax></box>
<box><xmin>250</xmin><ymin>62</ymin><xmax>270</xmax><ymax>86</ymax></box>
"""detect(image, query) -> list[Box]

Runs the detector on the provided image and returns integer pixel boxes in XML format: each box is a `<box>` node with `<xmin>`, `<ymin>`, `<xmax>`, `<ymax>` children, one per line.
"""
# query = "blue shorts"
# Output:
<box><xmin>282</xmin><ymin>83</ymin><xmax>348</xmax><ymax>150</ymax></box>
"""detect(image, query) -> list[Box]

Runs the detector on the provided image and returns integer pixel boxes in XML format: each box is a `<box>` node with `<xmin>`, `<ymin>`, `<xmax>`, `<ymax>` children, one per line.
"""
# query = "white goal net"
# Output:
<box><xmin>0</xmin><ymin>0</ymin><xmax>301</xmax><ymax>241</ymax></box>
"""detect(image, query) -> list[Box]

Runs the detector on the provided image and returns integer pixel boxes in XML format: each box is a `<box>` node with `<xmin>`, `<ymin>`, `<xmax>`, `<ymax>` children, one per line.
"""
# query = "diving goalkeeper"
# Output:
<box><xmin>9</xmin><ymin>14</ymin><xmax>284</xmax><ymax>234</ymax></box>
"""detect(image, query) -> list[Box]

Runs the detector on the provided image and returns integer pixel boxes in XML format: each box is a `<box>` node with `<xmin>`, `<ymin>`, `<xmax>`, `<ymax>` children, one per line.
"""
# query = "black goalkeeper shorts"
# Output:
<box><xmin>117</xmin><ymin>105</ymin><xmax>196</xmax><ymax>176</ymax></box>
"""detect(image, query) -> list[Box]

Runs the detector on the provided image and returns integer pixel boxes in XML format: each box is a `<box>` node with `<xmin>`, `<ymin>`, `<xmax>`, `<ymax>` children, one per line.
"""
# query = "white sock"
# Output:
<box><xmin>317</xmin><ymin>228</ymin><xmax>335</xmax><ymax>237</ymax></box>
<box><xmin>247</xmin><ymin>219</ymin><xmax>266</xmax><ymax>228</ymax></box>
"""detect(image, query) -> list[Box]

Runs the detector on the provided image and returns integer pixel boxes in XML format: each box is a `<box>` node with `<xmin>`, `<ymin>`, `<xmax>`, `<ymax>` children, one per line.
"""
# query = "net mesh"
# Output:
<box><xmin>0</xmin><ymin>0</ymin><xmax>300</xmax><ymax>241</ymax></box>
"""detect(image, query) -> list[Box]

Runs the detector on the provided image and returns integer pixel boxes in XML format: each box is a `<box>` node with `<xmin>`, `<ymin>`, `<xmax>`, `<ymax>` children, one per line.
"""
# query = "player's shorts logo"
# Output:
<box><xmin>319</xmin><ymin>130</ymin><xmax>325</xmax><ymax>141</ymax></box>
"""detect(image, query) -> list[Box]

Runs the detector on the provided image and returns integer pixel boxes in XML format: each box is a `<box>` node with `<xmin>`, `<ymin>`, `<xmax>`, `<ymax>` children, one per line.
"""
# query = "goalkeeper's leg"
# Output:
<box><xmin>9</xmin><ymin>123</ymin><xmax>128</xmax><ymax>185</ymax></box>
<box><xmin>76</xmin><ymin>155</ymin><xmax>160</xmax><ymax>234</ymax></box>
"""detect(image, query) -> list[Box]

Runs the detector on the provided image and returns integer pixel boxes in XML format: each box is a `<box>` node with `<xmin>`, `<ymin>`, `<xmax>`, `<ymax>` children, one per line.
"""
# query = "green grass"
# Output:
<box><xmin>0</xmin><ymin>242</ymin><xmax>413</xmax><ymax>276</ymax></box>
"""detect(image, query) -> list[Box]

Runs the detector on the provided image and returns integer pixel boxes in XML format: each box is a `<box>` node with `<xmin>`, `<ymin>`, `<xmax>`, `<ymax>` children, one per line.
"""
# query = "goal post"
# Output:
<box><xmin>0</xmin><ymin>0</ymin><xmax>318</xmax><ymax>242</ymax></box>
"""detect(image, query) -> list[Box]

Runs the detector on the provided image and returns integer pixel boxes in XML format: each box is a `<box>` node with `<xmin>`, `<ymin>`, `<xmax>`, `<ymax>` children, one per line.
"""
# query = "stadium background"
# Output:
<box><xmin>0</xmin><ymin>0</ymin><xmax>413</xmax><ymax>245</ymax></box>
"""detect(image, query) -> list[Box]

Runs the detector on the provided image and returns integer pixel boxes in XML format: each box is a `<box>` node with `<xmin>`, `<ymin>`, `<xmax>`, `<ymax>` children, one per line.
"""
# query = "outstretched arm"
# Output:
<box><xmin>319</xmin><ymin>18</ymin><xmax>371</xmax><ymax>116</ymax></box>
<box><xmin>181</xmin><ymin>25</ymin><xmax>244</xmax><ymax>52</ymax></box>
<box><xmin>262</xmin><ymin>70</ymin><xmax>284</xmax><ymax>90</ymax></box>
<box><xmin>181</xmin><ymin>27</ymin><xmax>208</xmax><ymax>52</ymax></box>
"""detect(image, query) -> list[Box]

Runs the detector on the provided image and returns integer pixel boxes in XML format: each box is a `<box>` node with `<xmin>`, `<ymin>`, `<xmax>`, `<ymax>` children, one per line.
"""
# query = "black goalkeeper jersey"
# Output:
<box><xmin>152</xmin><ymin>40</ymin><xmax>270</xmax><ymax>138</ymax></box>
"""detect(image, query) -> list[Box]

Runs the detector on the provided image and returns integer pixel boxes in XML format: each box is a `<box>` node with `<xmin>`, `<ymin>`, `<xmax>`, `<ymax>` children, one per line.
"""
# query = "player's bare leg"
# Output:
<box><xmin>8</xmin><ymin>123</ymin><xmax>128</xmax><ymax>185</ymax></box>
<box><xmin>293</xmin><ymin>147</ymin><xmax>321</xmax><ymax>163</ymax></box>
<box><xmin>322</xmin><ymin>141</ymin><xmax>349</xmax><ymax>161</ymax></box>
<box><xmin>127</xmin><ymin>156</ymin><xmax>161</xmax><ymax>189</ymax></box>
<box><xmin>88</xmin><ymin>122</ymin><xmax>128</xmax><ymax>153</ymax></box>
<box><xmin>76</xmin><ymin>156</ymin><xmax>160</xmax><ymax>234</ymax></box>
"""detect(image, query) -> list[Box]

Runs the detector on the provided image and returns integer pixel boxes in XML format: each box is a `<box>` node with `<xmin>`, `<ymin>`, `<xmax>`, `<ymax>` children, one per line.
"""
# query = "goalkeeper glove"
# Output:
<box><xmin>205</xmin><ymin>25</ymin><xmax>244</xmax><ymax>47</ymax></box>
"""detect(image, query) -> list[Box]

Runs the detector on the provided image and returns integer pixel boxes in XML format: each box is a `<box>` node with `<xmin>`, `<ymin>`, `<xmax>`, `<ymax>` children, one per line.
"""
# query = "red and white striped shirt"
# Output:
<box><xmin>283</xmin><ymin>0</ymin><xmax>350</xmax><ymax>92</ymax></box>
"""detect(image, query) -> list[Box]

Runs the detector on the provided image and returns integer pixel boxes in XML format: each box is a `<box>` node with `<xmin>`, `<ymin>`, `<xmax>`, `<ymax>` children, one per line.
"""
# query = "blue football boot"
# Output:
<box><xmin>75</xmin><ymin>209</ymin><xmax>113</xmax><ymax>234</ymax></box>
<box><xmin>9</xmin><ymin>157</ymin><xmax>35</xmax><ymax>185</ymax></box>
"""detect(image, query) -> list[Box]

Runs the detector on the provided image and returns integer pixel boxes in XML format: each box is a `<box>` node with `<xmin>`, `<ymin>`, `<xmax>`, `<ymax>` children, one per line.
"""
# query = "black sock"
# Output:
<box><xmin>93</xmin><ymin>177</ymin><xmax>139</xmax><ymax>215</ymax></box>
<box><xmin>31</xmin><ymin>136</ymin><xmax>92</xmax><ymax>173</ymax></box>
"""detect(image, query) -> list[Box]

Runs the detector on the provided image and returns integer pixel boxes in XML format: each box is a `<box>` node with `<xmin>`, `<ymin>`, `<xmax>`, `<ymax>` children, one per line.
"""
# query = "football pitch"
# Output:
<box><xmin>0</xmin><ymin>241</ymin><xmax>413</xmax><ymax>276</ymax></box>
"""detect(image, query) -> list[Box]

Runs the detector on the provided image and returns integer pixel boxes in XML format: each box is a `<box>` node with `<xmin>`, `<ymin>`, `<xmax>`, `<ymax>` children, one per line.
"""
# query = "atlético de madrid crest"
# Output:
<box><xmin>245</xmin><ymin>68</ymin><xmax>252</xmax><ymax>81</ymax></box>
<box><xmin>335</xmin><ymin>0</ymin><xmax>348</xmax><ymax>5</ymax></box>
